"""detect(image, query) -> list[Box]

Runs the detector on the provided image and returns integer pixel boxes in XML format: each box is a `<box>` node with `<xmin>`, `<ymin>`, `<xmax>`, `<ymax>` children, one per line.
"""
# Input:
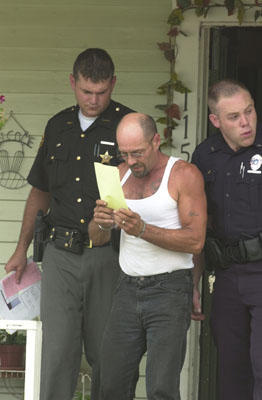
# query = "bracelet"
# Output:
<box><xmin>98</xmin><ymin>224</ymin><xmax>114</xmax><ymax>231</ymax></box>
<box><xmin>136</xmin><ymin>220</ymin><xmax>146</xmax><ymax>238</ymax></box>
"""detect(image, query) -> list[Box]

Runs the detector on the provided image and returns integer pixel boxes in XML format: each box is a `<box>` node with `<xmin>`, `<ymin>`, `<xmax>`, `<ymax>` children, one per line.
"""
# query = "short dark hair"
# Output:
<box><xmin>138</xmin><ymin>114</ymin><xmax>158</xmax><ymax>140</ymax></box>
<box><xmin>73</xmin><ymin>48</ymin><xmax>115</xmax><ymax>82</ymax></box>
<box><xmin>208</xmin><ymin>79</ymin><xmax>251</xmax><ymax>114</ymax></box>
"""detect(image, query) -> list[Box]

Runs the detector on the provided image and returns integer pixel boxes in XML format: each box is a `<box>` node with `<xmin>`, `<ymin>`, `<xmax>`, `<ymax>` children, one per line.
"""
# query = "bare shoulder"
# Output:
<box><xmin>172</xmin><ymin>159</ymin><xmax>203</xmax><ymax>182</ymax></box>
<box><xmin>166</xmin><ymin>159</ymin><xmax>204</xmax><ymax>201</ymax></box>
<box><xmin>169</xmin><ymin>160</ymin><xmax>204</xmax><ymax>199</ymax></box>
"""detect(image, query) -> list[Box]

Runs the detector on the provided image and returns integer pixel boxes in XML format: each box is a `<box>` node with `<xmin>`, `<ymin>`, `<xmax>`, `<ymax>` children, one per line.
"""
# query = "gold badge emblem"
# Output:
<box><xmin>100</xmin><ymin>150</ymin><xmax>113</xmax><ymax>164</ymax></box>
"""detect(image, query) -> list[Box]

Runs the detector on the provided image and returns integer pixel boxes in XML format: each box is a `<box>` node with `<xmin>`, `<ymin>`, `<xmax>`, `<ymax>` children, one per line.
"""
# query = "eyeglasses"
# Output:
<box><xmin>117</xmin><ymin>134</ymin><xmax>155</xmax><ymax>161</ymax></box>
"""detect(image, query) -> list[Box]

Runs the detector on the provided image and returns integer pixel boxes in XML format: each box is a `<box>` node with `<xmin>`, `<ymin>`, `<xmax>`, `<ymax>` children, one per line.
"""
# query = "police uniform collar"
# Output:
<box><xmin>253</xmin><ymin>123</ymin><xmax>262</xmax><ymax>148</ymax></box>
<box><xmin>207</xmin><ymin>125</ymin><xmax>262</xmax><ymax>154</ymax></box>
<box><xmin>207</xmin><ymin>132</ymin><xmax>227</xmax><ymax>153</ymax></box>
<box><xmin>95</xmin><ymin>100</ymin><xmax>121</xmax><ymax>128</ymax></box>
<box><xmin>62</xmin><ymin>101</ymin><xmax>123</xmax><ymax>131</ymax></box>
<box><xmin>60</xmin><ymin>105</ymin><xmax>80</xmax><ymax>132</ymax></box>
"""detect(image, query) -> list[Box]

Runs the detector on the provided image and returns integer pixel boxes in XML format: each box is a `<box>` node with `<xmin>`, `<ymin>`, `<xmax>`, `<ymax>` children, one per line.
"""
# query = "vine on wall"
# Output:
<box><xmin>0</xmin><ymin>95</ymin><xmax>7</xmax><ymax>129</ymax></box>
<box><xmin>157</xmin><ymin>0</ymin><xmax>262</xmax><ymax>149</ymax></box>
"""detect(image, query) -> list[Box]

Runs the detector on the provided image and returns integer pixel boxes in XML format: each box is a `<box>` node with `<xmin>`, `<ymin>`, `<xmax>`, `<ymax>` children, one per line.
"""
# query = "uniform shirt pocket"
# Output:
<box><xmin>236</xmin><ymin>173</ymin><xmax>262</xmax><ymax>210</ymax></box>
<box><xmin>95</xmin><ymin>142</ymin><xmax>118</xmax><ymax>166</ymax></box>
<box><xmin>47</xmin><ymin>145</ymin><xmax>69</xmax><ymax>189</ymax></box>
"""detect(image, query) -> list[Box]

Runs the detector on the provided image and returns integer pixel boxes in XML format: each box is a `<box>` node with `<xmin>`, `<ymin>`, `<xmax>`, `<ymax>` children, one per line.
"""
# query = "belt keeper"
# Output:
<box><xmin>85</xmin><ymin>239</ymin><xmax>93</xmax><ymax>249</ymax></box>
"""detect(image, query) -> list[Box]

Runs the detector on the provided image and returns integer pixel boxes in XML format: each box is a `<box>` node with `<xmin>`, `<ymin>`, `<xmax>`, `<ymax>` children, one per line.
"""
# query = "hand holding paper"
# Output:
<box><xmin>0</xmin><ymin>257</ymin><xmax>41</xmax><ymax>322</ymax></box>
<box><xmin>94</xmin><ymin>162</ymin><xmax>128</xmax><ymax>210</ymax></box>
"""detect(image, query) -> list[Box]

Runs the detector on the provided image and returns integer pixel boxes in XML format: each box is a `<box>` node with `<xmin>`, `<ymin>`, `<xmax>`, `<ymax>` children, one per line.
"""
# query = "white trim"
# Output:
<box><xmin>0</xmin><ymin>320</ymin><xmax>42</xmax><ymax>400</ymax></box>
<box><xmin>197</xmin><ymin>27</ymin><xmax>210</xmax><ymax>145</ymax></box>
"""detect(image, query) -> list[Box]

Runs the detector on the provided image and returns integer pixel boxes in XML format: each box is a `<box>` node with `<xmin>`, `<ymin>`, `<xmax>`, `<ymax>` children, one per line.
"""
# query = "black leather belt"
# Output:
<box><xmin>120</xmin><ymin>269</ymin><xmax>191</xmax><ymax>282</ymax></box>
<box><xmin>48</xmin><ymin>226</ymin><xmax>110</xmax><ymax>254</ymax></box>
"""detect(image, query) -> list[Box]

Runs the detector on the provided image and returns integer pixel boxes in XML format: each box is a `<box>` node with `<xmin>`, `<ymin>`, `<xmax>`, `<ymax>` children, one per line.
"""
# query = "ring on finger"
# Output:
<box><xmin>122</xmin><ymin>220</ymin><xmax>126</xmax><ymax>225</ymax></box>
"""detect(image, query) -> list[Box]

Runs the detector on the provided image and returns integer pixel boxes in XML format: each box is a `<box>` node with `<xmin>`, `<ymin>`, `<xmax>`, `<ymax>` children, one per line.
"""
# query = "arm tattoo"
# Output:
<box><xmin>189</xmin><ymin>210</ymin><xmax>199</xmax><ymax>217</ymax></box>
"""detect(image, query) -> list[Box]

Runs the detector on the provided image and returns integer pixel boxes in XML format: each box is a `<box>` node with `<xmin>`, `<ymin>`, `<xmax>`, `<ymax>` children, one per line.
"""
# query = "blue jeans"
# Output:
<box><xmin>100</xmin><ymin>269</ymin><xmax>193</xmax><ymax>400</ymax></box>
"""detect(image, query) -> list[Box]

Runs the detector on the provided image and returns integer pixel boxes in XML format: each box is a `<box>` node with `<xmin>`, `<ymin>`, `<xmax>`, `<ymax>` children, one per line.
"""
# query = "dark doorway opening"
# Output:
<box><xmin>198</xmin><ymin>26</ymin><xmax>262</xmax><ymax>400</ymax></box>
<box><xmin>210</xmin><ymin>27</ymin><xmax>262</xmax><ymax>121</ymax></box>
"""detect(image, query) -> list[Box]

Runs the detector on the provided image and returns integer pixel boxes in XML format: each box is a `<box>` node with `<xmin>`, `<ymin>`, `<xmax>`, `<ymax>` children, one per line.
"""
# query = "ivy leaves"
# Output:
<box><xmin>156</xmin><ymin>0</ymin><xmax>262</xmax><ymax>149</ymax></box>
<box><xmin>168</xmin><ymin>0</ymin><xmax>262</xmax><ymax>25</ymax></box>
<box><xmin>156</xmin><ymin>76</ymin><xmax>190</xmax><ymax>96</ymax></box>
<box><xmin>0</xmin><ymin>95</ymin><xmax>7</xmax><ymax>130</ymax></box>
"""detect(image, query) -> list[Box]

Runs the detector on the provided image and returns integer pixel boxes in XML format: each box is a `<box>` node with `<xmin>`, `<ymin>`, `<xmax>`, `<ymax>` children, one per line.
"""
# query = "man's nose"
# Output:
<box><xmin>90</xmin><ymin>94</ymin><xmax>98</xmax><ymax>104</ymax></box>
<box><xmin>127</xmin><ymin>154</ymin><xmax>137</xmax><ymax>165</ymax></box>
<box><xmin>240</xmin><ymin>114</ymin><xmax>248</xmax><ymax>126</ymax></box>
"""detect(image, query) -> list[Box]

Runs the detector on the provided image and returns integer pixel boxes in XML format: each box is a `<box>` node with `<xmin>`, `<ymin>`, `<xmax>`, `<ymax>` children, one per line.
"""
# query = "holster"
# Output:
<box><xmin>33</xmin><ymin>210</ymin><xmax>49</xmax><ymax>262</ymax></box>
<box><xmin>205</xmin><ymin>232</ymin><xmax>262</xmax><ymax>270</ymax></box>
<box><xmin>204</xmin><ymin>236</ymin><xmax>228</xmax><ymax>270</ymax></box>
<box><xmin>239</xmin><ymin>233</ymin><xmax>262</xmax><ymax>262</ymax></box>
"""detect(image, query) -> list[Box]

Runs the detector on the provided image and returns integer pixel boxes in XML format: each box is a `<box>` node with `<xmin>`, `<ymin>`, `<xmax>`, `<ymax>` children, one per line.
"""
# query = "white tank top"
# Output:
<box><xmin>119</xmin><ymin>156</ymin><xmax>193</xmax><ymax>276</ymax></box>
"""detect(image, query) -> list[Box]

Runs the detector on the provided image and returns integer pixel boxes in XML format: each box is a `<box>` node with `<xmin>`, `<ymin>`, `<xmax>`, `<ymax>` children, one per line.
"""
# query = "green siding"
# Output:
<box><xmin>0</xmin><ymin>0</ymin><xmax>171</xmax><ymax>265</ymax></box>
<box><xmin>0</xmin><ymin>1</ymin><xmax>172</xmax><ymax>398</ymax></box>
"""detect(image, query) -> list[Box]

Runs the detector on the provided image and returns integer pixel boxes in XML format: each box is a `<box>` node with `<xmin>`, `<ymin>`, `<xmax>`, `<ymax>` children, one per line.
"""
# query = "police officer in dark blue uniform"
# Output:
<box><xmin>5</xmin><ymin>48</ymin><xmax>133</xmax><ymax>400</ymax></box>
<box><xmin>192</xmin><ymin>79</ymin><xmax>262</xmax><ymax>400</ymax></box>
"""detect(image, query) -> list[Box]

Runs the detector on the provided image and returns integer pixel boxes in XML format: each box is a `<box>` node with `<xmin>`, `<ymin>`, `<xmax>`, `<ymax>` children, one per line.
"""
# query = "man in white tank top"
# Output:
<box><xmin>89</xmin><ymin>113</ymin><xmax>207</xmax><ymax>400</ymax></box>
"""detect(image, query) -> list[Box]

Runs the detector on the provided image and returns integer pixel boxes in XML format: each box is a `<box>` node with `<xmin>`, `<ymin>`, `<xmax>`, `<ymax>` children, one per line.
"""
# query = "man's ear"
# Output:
<box><xmin>69</xmin><ymin>74</ymin><xmax>76</xmax><ymax>91</ymax></box>
<box><xmin>153</xmin><ymin>133</ymin><xmax>161</xmax><ymax>150</ymax></box>
<box><xmin>111</xmin><ymin>76</ymin><xmax>117</xmax><ymax>89</ymax></box>
<box><xmin>209</xmin><ymin>113</ymin><xmax>220</xmax><ymax>129</ymax></box>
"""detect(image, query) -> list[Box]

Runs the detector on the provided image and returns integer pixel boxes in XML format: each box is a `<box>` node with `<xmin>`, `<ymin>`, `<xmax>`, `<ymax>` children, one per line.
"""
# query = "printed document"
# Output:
<box><xmin>0</xmin><ymin>257</ymin><xmax>41</xmax><ymax>321</ymax></box>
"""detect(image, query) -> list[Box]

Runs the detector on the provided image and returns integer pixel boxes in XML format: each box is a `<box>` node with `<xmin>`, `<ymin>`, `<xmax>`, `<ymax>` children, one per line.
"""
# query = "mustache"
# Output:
<box><xmin>130</xmin><ymin>163</ymin><xmax>142</xmax><ymax>170</ymax></box>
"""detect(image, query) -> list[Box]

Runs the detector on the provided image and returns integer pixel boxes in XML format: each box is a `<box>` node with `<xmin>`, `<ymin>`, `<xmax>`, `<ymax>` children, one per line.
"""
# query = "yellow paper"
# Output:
<box><xmin>94</xmin><ymin>162</ymin><xmax>128</xmax><ymax>210</ymax></box>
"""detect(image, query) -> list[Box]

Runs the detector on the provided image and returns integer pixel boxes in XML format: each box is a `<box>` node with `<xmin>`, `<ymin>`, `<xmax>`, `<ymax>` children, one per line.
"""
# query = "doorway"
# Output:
<box><xmin>198</xmin><ymin>26</ymin><xmax>262</xmax><ymax>400</ymax></box>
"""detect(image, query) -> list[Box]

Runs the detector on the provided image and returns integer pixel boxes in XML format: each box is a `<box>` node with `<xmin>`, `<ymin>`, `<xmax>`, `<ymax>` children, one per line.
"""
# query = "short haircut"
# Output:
<box><xmin>137</xmin><ymin>114</ymin><xmax>158</xmax><ymax>140</ymax></box>
<box><xmin>72</xmin><ymin>48</ymin><xmax>115</xmax><ymax>82</ymax></box>
<box><xmin>208</xmin><ymin>79</ymin><xmax>251</xmax><ymax>114</ymax></box>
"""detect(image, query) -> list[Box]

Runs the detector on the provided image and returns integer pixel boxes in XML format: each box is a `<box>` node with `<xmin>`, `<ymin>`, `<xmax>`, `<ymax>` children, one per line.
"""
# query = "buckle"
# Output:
<box><xmin>84</xmin><ymin>239</ymin><xmax>93</xmax><ymax>249</ymax></box>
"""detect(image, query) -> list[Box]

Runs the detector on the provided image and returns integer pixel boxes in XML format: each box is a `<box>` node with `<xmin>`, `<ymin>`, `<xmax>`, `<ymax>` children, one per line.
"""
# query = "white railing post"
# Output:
<box><xmin>0</xmin><ymin>320</ymin><xmax>42</xmax><ymax>400</ymax></box>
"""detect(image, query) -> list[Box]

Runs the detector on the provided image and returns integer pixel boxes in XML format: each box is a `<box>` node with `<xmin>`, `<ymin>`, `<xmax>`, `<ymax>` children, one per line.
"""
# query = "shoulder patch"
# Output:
<box><xmin>39</xmin><ymin>134</ymin><xmax>45</xmax><ymax>148</ymax></box>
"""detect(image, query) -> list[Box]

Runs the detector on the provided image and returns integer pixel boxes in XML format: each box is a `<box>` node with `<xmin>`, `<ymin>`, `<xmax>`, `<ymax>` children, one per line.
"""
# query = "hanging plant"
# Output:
<box><xmin>156</xmin><ymin>30</ymin><xmax>190</xmax><ymax>150</ymax></box>
<box><xmin>157</xmin><ymin>0</ymin><xmax>262</xmax><ymax>149</ymax></box>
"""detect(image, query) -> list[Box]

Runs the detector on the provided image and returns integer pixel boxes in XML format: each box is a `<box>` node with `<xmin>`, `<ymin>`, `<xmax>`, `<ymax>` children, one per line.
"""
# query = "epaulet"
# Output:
<box><xmin>51</xmin><ymin>105</ymin><xmax>77</xmax><ymax>119</ymax></box>
<box><xmin>39</xmin><ymin>106</ymin><xmax>77</xmax><ymax>148</ymax></box>
<box><xmin>196</xmin><ymin>132</ymin><xmax>221</xmax><ymax>152</ymax></box>
<box><xmin>109</xmin><ymin>101</ymin><xmax>134</xmax><ymax>116</ymax></box>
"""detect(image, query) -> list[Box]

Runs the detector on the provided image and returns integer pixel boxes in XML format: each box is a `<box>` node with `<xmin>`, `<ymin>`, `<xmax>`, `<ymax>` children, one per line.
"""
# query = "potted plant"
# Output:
<box><xmin>0</xmin><ymin>330</ymin><xmax>26</xmax><ymax>371</ymax></box>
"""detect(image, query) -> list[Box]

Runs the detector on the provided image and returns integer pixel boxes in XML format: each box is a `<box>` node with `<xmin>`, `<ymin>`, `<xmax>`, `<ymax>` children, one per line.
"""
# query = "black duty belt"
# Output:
<box><xmin>205</xmin><ymin>233</ymin><xmax>262</xmax><ymax>270</ymax></box>
<box><xmin>48</xmin><ymin>226</ymin><xmax>110</xmax><ymax>254</ymax></box>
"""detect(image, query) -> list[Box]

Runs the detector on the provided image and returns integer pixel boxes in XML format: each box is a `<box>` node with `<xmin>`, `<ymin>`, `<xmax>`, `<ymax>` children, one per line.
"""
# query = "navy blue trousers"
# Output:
<box><xmin>211</xmin><ymin>262</ymin><xmax>262</xmax><ymax>400</ymax></box>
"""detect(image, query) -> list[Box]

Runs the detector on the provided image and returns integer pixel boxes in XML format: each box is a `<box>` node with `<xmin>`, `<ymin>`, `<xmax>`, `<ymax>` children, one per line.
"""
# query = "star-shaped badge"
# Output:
<box><xmin>100</xmin><ymin>150</ymin><xmax>113</xmax><ymax>164</ymax></box>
